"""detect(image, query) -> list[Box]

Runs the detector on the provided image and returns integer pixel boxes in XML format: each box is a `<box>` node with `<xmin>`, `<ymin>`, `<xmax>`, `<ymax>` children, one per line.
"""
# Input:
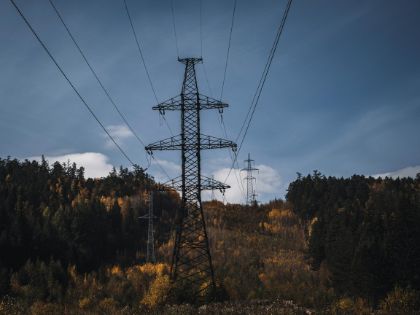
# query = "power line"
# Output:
<box><xmin>51</xmin><ymin>0</ymin><xmax>173</xmax><ymax>180</ymax></box>
<box><xmin>160</xmin><ymin>114</ymin><xmax>175</xmax><ymax>136</ymax></box>
<box><xmin>170</xmin><ymin>0</ymin><xmax>180</xmax><ymax>57</ymax></box>
<box><xmin>202</xmin><ymin>63</ymin><xmax>213</xmax><ymax>97</ymax></box>
<box><xmin>196</xmin><ymin>0</ymin><xmax>242</xmax><ymax>199</ymax></box>
<box><xmin>220</xmin><ymin>0</ymin><xmax>237</xmax><ymax>100</ymax></box>
<box><xmin>150</xmin><ymin>154</ymin><xmax>172</xmax><ymax>182</ymax></box>
<box><xmin>236</xmin><ymin>0</ymin><xmax>293</xmax><ymax>146</ymax></box>
<box><xmin>196</xmin><ymin>0</ymin><xmax>244</xmax><ymax>199</ymax></box>
<box><xmin>219</xmin><ymin>113</ymin><xmax>246</xmax><ymax>200</ymax></box>
<box><xmin>124</xmin><ymin>0</ymin><xmax>175</xmax><ymax>138</ymax></box>
<box><xmin>199</xmin><ymin>0</ymin><xmax>203</xmax><ymax>57</ymax></box>
<box><xmin>214</xmin><ymin>0</ymin><xmax>245</xmax><ymax>199</ymax></box>
<box><xmin>238</xmin><ymin>0</ymin><xmax>293</xmax><ymax>153</ymax></box>
<box><xmin>9</xmin><ymin>0</ymin><xmax>136</xmax><ymax>167</ymax></box>
<box><xmin>122</xmin><ymin>0</ymin><xmax>174</xmax><ymax>179</ymax></box>
<box><xmin>224</xmin><ymin>0</ymin><xmax>293</xmax><ymax>184</ymax></box>
<box><xmin>198</xmin><ymin>3</ymin><xmax>214</xmax><ymax>98</ymax></box>
<box><xmin>123</xmin><ymin>0</ymin><xmax>159</xmax><ymax>104</ymax></box>
<box><xmin>48</xmin><ymin>0</ymin><xmax>149</xmax><ymax>161</ymax></box>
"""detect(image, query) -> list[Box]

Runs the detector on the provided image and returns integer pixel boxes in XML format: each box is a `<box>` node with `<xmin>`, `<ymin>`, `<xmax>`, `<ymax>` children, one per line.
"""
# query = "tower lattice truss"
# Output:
<box><xmin>139</xmin><ymin>191</ymin><xmax>157</xmax><ymax>263</ymax></box>
<box><xmin>241</xmin><ymin>153</ymin><xmax>259</xmax><ymax>205</ymax></box>
<box><xmin>146</xmin><ymin>58</ymin><xmax>237</xmax><ymax>297</ymax></box>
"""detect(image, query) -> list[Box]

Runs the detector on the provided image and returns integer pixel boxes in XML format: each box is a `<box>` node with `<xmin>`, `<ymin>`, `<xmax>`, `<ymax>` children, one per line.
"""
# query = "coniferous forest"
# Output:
<box><xmin>1</xmin><ymin>157</ymin><xmax>420</xmax><ymax>314</ymax></box>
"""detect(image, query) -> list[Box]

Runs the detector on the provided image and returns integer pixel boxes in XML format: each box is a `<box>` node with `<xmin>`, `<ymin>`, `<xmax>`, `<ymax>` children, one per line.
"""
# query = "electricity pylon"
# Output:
<box><xmin>241</xmin><ymin>153</ymin><xmax>259</xmax><ymax>205</ymax></box>
<box><xmin>210</xmin><ymin>175</ymin><xmax>216</xmax><ymax>200</ymax></box>
<box><xmin>146</xmin><ymin>58</ymin><xmax>237</xmax><ymax>300</ymax></box>
<box><xmin>139</xmin><ymin>191</ymin><xmax>157</xmax><ymax>263</ymax></box>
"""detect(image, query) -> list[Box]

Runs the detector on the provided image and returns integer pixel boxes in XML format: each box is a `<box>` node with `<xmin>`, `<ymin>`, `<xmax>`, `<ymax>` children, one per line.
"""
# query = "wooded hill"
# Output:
<box><xmin>287</xmin><ymin>171</ymin><xmax>420</xmax><ymax>303</ymax></box>
<box><xmin>0</xmin><ymin>157</ymin><xmax>419</xmax><ymax>314</ymax></box>
<box><xmin>0</xmin><ymin>157</ymin><xmax>178</xmax><ymax>277</ymax></box>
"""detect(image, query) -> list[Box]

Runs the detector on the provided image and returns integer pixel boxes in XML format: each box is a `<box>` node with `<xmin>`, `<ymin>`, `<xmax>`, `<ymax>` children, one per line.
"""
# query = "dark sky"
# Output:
<box><xmin>1</xmin><ymin>0</ymin><xmax>420</xmax><ymax>203</ymax></box>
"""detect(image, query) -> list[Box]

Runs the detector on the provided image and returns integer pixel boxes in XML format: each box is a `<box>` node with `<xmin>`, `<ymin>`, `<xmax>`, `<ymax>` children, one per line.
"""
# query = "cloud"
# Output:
<box><xmin>373</xmin><ymin>165</ymin><xmax>420</xmax><ymax>179</ymax></box>
<box><xmin>104</xmin><ymin>124</ymin><xmax>134</xmax><ymax>148</ymax></box>
<box><xmin>146</xmin><ymin>157</ymin><xmax>282</xmax><ymax>204</ymax></box>
<box><xmin>29</xmin><ymin>152</ymin><xmax>114</xmax><ymax>178</ymax></box>
<box><xmin>255</xmin><ymin>164</ymin><xmax>283</xmax><ymax>193</ymax></box>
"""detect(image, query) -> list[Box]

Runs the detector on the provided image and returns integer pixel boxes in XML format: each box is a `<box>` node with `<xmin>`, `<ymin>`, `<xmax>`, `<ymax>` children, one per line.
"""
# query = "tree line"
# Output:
<box><xmin>0</xmin><ymin>157</ymin><xmax>179</xmax><ymax>297</ymax></box>
<box><xmin>286</xmin><ymin>171</ymin><xmax>420</xmax><ymax>303</ymax></box>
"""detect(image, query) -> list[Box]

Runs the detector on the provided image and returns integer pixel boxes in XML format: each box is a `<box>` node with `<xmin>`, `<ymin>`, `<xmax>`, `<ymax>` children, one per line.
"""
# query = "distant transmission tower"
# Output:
<box><xmin>210</xmin><ymin>175</ymin><xmax>216</xmax><ymax>200</ymax></box>
<box><xmin>146</xmin><ymin>58</ymin><xmax>237</xmax><ymax>300</ymax></box>
<box><xmin>139</xmin><ymin>191</ymin><xmax>157</xmax><ymax>263</ymax></box>
<box><xmin>241</xmin><ymin>153</ymin><xmax>259</xmax><ymax>205</ymax></box>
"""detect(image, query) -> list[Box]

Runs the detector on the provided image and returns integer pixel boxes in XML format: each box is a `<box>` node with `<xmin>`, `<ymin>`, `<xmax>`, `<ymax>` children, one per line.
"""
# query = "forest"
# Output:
<box><xmin>1</xmin><ymin>157</ymin><xmax>420</xmax><ymax>314</ymax></box>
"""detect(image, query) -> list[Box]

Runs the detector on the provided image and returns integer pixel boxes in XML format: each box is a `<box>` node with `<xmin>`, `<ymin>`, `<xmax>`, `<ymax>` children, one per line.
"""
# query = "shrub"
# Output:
<box><xmin>29</xmin><ymin>301</ymin><xmax>63</xmax><ymax>315</ymax></box>
<box><xmin>0</xmin><ymin>296</ymin><xmax>26</xmax><ymax>315</ymax></box>
<box><xmin>78</xmin><ymin>297</ymin><xmax>92</xmax><ymax>310</ymax></box>
<box><xmin>99</xmin><ymin>297</ymin><xmax>119</xmax><ymax>313</ymax></box>
<box><xmin>329</xmin><ymin>297</ymin><xmax>371</xmax><ymax>315</ymax></box>
<box><xmin>141</xmin><ymin>275</ymin><xmax>171</xmax><ymax>307</ymax></box>
<box><xmin>10</xmin><ymin>259</ymin><xmax>66</xmax><ymax>303</ymax></box>
<box><xmin>379</xmin><ymin>287</ymin><xmax>420</xmax><ymax>314</ymax></box>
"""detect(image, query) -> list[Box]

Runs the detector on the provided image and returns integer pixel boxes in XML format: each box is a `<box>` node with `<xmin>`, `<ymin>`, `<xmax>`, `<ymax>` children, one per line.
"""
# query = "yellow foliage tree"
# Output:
<box><xmin>141</xmin><ymin>275</ymin><xmax>171</xmax><ymax>307</ymax></box>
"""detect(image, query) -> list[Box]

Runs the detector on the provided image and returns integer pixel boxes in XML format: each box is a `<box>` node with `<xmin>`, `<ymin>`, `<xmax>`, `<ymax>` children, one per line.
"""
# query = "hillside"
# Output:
<box><xmin>1</xmin><ymin>158</ymin><xmax>420</xmax><ymax>314</ymax></box>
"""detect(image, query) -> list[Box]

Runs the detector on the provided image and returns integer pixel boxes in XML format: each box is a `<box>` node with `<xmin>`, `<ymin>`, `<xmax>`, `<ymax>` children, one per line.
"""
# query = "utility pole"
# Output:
<box><xmin>139</xmin><ymin>191</ymin><xmax>157</xmax><ymax>263</ymax></box>
<box><xmin>241</xmin><ymin>153</ymin><xmax>259</xmax><ymax>205</ymax></box>
<box><xmin>146</xmin><ymin>58</ymin><xmax>236</xmax><ymax>300</ymax></box>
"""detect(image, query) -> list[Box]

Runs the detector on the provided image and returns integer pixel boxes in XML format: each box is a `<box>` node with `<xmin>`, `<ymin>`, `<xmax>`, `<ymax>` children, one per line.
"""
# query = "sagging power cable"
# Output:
<box><xmin>48</xmin><ymin>0</ymin><xmax>150</xmax><ymax>164</ymax></box>
<box><xmin>10</xmin><ymin>0</ymin><xmax>136</xmax><ymax>167</ymax></box>
<box><xmin>224</xmin><ymin>0</ymin><xmax>294</xmax><ymax>184</ymax></box>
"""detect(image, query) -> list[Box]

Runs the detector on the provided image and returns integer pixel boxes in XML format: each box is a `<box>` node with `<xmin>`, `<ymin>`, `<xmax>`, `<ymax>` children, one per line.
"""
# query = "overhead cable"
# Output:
<box><xmin>10</xmin><ymin>0</ymin><xmax>136</xmax><ymax>167</ymax></box>
<box><xmin>220</xmin><ymin>0</ymin><xmax>237</xmax><ymax>100</ymax></box>
<box><xmin>224</xmin><ymin>0</ymin><xmax>293</xmax><ymax>184</ymax></box>
<box><xmin>48</xmin><ymin>0</ymin><xmax>149</xmax><ymax>160</ymax></box>
<box><xmin>170</xmin><ymin>0</ymin><xmax>180</xmax><ymax>57</ymax></box>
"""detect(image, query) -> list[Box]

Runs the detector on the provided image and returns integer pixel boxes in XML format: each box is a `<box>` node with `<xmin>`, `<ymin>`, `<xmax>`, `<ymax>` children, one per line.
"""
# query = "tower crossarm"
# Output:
<box><xmin>146</xmin><ymin>134</ymin><xmax>236</xmax><ymax>152</ymax></box>
<box><xmin>241</xmin><ymin>167</ymin><xmax>259</xmax><ymax>172</ymax></box>
<box><xmin>162</xmin><ymin>175</ymin><xmax>230</xmax><ymax>192</ymax></box>
<box><xmin>178</xmin><ymin>57</ymin><xmax>203</xmax><ymax>64</ymax></box>
<box><xmin>152</xmin><ymin>94</ymin><xmax>228</xmax><ymax>112</ymax></box>
<box><xmin>200</xmin><ymin>134</ymin><xmax>237</xmax><ymax>150</ymax></box>
<box><xmin>201</xmin><ymin>176</ymin><xmax>230</xmax><ymax>191</ymax></box>
<box><xmin>198</xmin><ymin>94</ymin><xmax>229</xmax><ymax>111</ymax></box>
<box><xmin>152</xmin><ymin>95</ymin><xmax>183</xmax><ymax>112</ymax></box>
<box><xmin>145</xmin><ymin>135</ymin><xmax>182</xmax><ymax>152</ymax></box>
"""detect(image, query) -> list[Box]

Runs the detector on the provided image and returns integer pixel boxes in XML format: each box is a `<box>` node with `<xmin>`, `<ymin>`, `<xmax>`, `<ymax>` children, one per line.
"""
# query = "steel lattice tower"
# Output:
<box><xmin>210</xmin><ymin>175</ymin><xmax>216</xmax><ymax>200</ymax></box>
<box><xmin>241</xmin><ymin>153</ymin><xmax>259</xmax><ymax>205</ymax></box>
<box><xmin>146</xmin><ymin>58</ymin><xmax>236</xmax><ymax>299</ymax></box>
<box><xmin>139</xmin><ymin>191</ymin><xmax>157</xmax><ymax>263</ymax></box>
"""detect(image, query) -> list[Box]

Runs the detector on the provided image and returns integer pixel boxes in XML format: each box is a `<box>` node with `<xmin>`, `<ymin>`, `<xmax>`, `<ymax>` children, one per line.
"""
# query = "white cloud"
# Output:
<box><xmin>146</xmin><ymin>157</ymin><xmax>282</xmax><ymax>204</ymax></box>
<box><xmin>104</xmin><ymin>124</ymin><xmax>134</xmax><ymax>148</ymax></box>
<box><xmin>255</xmin><ymin>164</ymin><xmax>283</xmax><ymax>193</ymax></box>
<box><xmin>29</xmin><ymin>152</ymin><xmax>114</xmax><ymax>178</ymax></box>
<box><xmin>209</xmin><ymin>167</ymin><xmax>245</xmax><ymax>204</ymax></box>
<box><xmin>373</xmin><ymin>165</ymin><xmax>420</xmax><ymax>179</ymax></box>
<box><xmin>107</xmin><ymin>125</ymin><xmax>133</xmax><ymax>138</ymax></box>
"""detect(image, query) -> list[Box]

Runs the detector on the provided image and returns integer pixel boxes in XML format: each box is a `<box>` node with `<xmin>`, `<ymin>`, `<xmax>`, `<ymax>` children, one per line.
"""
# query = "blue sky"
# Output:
<box><xmin>1</xmin><ymin>0</ymin><xmax>420</xmax><ymax>203</ymax></box>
